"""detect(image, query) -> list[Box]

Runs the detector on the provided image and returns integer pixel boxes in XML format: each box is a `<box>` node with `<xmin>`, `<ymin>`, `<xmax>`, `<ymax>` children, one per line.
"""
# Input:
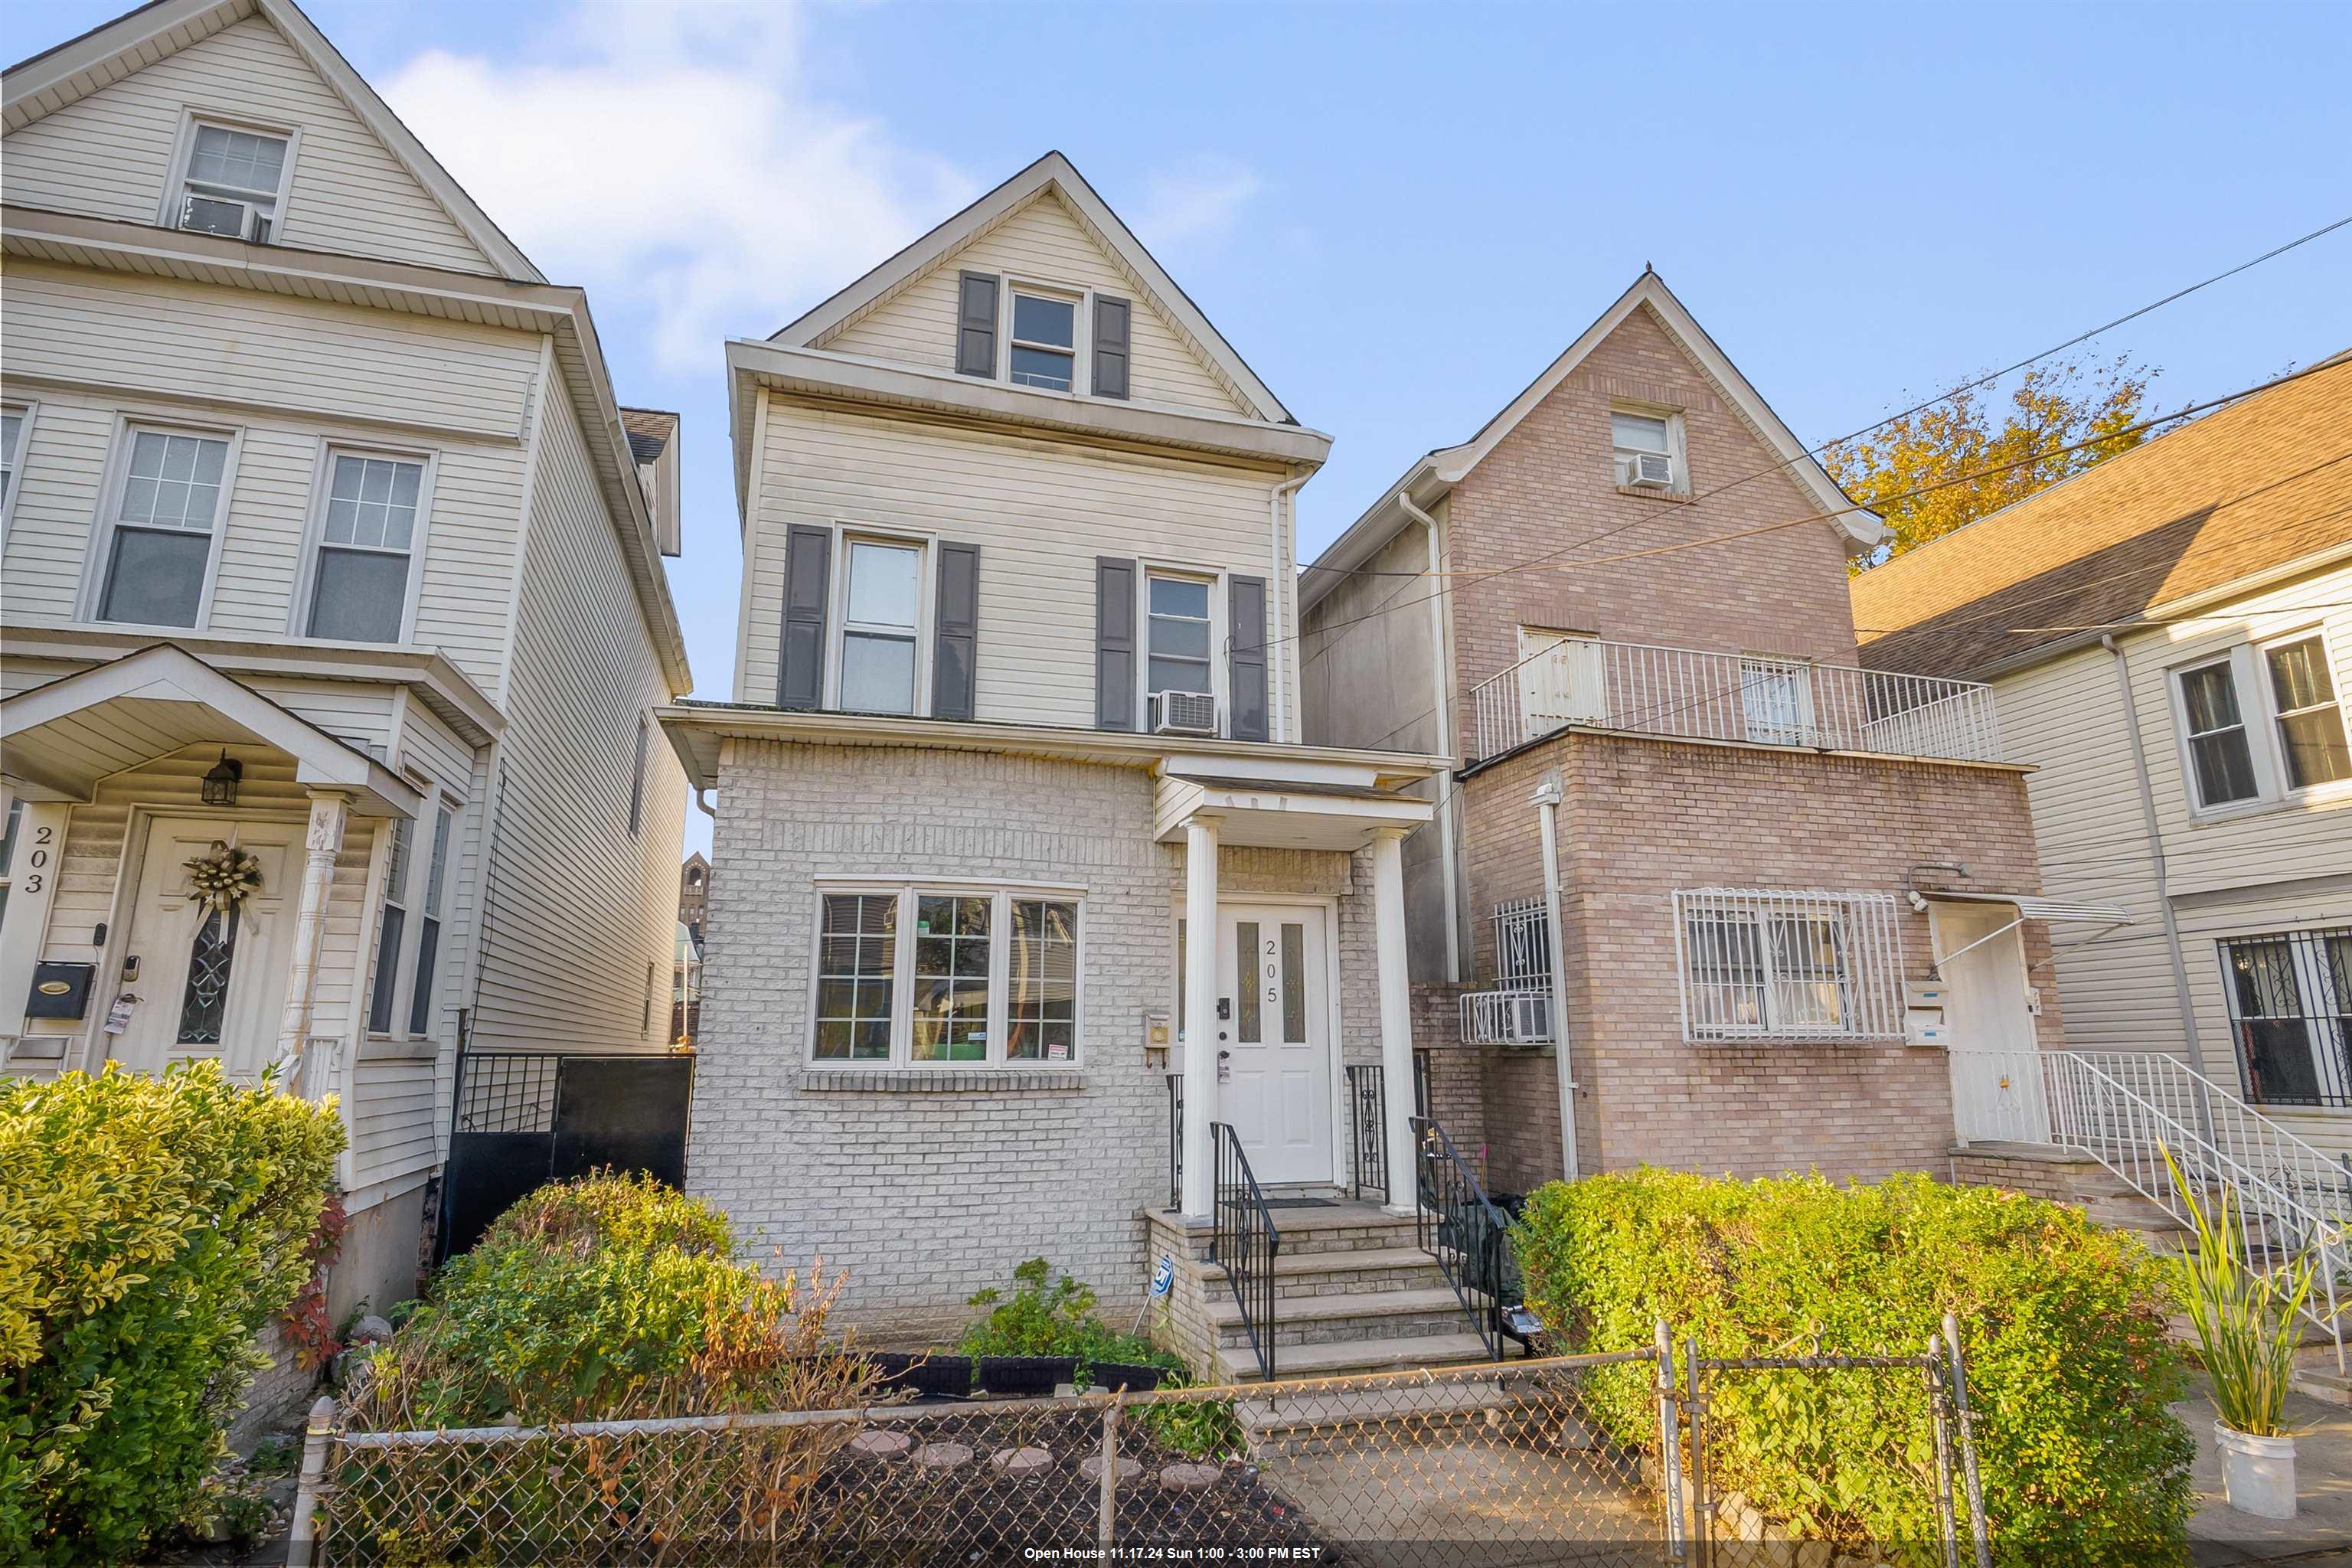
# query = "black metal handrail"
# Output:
<box><xmin>1165</xmin><ymin>1073</ymin><xmax>1184</xmax><ymax>1210</ymax></box>
<box><xmin>1345</xmin><ymin>1064</ymin><xmax>1388</xmax><ymax>1203</ymax></box>
<box><xmin>1410</xmin><ymin>1113</ymin><xmax>1522</xmax><ymax>1361</ymax></box>
<box><xmin>1209</xmin><ymin>1121</ymin><xmax>1281</xmax><ymax>1380</ymax></box>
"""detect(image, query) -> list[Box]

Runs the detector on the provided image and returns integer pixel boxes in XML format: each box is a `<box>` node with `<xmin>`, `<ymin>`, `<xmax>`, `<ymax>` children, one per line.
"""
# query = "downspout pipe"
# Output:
<box><xmin>1397</xmin><ymin>491</ymin><xmax>1462</xmax><ymax>983</ymax></box>
<box><xmin>1532</xmin><ymin>771</ymin><xmax>1580</xmax><ymax>1181</ymax></box>
<box><xmin>2104</xmin><ymin>635</ymin><xmax>2213</xmax><ymax>1122</ymax></box>
<box><xmin>1267</xmin><ymin>471</ymin><xmax>1312</xmax><ymax>742</ymax></box>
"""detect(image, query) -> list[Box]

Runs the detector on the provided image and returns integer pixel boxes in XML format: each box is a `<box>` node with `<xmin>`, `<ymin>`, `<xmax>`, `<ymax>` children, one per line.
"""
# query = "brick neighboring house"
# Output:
<box><xmin>657</xmin><ymin>155</ymin><xmax>1455</xmax><ymax>1365</ymax></box>
<box><xmin>1302</xmin><ymin>271</ymin><xmax>2079</xmax><ymax>1196</ymax></box>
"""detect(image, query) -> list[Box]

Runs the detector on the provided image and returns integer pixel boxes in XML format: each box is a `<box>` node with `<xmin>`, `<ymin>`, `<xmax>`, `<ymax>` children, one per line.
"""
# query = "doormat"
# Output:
<box><xmin>1260</xmin><ymin>1198</ymin><xmax>1341</xmax><ymax>1209</ymax></box>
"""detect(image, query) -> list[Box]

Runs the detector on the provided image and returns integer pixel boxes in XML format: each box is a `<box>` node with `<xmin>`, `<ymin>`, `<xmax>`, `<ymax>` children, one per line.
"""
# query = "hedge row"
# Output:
<box><xmin>1</xmin><ymin>1061</ymin><xmax>345</xmax><ymax>1566</ymax></box>
<box><xmin>1513</xmin><ymin>1168</ymin><xmax>2193</xmax><ymax>1567</ymax></box>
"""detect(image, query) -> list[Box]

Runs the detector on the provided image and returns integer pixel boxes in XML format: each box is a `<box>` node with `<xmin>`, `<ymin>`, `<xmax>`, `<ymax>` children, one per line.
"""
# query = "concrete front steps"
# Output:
<box><xmin>1141</xmin><ymin>1197</ymin><xmax>1495</xmax><ymax>1384</ymax></box>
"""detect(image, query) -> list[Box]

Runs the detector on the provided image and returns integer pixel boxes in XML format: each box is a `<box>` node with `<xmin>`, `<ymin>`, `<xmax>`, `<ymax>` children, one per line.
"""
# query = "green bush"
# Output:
<box><xmin>355</xmin><ymin>1172</ymin><xmax>871</xmax><ymax>1429</ymax></box>
<box><xmin>0</xmin><ymin>1060</ymin><xmax>345</xmax><ymax>1566</ymax></box>
<box><xmin>1514</xmin><ymin>1168</ymin><xmax>2192</xmax><ymax>1567</ymax></box>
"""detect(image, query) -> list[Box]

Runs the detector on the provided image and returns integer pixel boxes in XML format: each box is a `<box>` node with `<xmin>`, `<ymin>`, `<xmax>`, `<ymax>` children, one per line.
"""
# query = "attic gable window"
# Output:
<box><xmin>1612</xmin><ymin>408</ymin><xmax>1684</xmax><ymax>492</ymax></box>
<box><xmin>1008</xmin><ymin>292</ymin><xmax>1077</xmax><ymax>390</ymax></box>
<box><xmin>172</xmin><ymin>122</ymin><xmax>292</xmax><ymax>243</ymax></box>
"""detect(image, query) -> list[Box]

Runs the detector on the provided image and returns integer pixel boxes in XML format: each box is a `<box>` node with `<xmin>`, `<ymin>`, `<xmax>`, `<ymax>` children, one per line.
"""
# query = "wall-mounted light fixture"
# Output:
<box><xmin>201</xmin><ymin>751</ymin><xmax>243</xmax><ymax>808</ymax></box>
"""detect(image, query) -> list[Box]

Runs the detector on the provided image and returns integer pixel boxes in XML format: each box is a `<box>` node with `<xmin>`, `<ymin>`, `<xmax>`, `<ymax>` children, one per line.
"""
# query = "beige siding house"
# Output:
<box><xmin>1855</xmin><ymin>358</ymin><xmax>2352</xmax><ymax>1161</ymax></box>
<box><xmin>665</xmin><ymin>155</ymin><xmax>1472</xmax><ymax>1374</ymax></box>
<box><xmin>0</xmin><ymin>0</ymin><xmax>692</xmax><ymax>1325</ymax></box>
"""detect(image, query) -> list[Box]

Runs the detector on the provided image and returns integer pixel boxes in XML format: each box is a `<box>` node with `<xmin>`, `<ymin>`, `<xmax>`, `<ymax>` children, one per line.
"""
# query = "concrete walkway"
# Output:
<box><xmin>2178</xmin><ymin>1374</ymin><xmax>2352</xmax><ymax>1566</ymax></box>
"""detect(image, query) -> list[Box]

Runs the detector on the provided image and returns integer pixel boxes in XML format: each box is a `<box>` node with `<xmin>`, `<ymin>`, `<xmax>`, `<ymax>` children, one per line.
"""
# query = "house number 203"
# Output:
<box><xmin>16</xmin><ymin>824</ymin><xmax>53</xmax><ymax>894</ymax></box>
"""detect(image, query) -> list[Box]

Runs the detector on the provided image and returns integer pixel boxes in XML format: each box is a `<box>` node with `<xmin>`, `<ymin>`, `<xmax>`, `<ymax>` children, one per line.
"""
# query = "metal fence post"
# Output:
<box><xmin>1096</xmin><ymin>1394</ymin><xmax>1122</xmax><ymax>1552</ymax></box>
<box><xmin>1924</xmin><ymin>1340</ymin><xmax>1961</xmax><ymax>1568</ymax></box>
<box><xmin>1942</xmin><ymin>1313</ymin><xmax>1993</xmax><ymax>1568</ymax></box>
<box><xmin>1653</xmin><ymin>1320</ymin><xmax>1687</xmax><ymax>1566</ymax></box>
<box><xmin>1683</xmin><ymin>1338</ymin><xmax>1712</xmax><ymax>1568</ymax></box>
<box><xmin>285</xmin><ymin>1393</ymin><xmax>337</xmax><ymax>1568</ymax></box>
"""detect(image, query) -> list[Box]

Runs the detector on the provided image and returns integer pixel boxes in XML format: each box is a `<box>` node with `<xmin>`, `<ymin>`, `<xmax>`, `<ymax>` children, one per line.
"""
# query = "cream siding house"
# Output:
<box><xmin>1854</xmin><ymin>358</ymin><xmax>2352</xmax><ymax>1160</ymax></box>
<box><xmin>666</xmin><ymin>155</ymin><xmax>1465</xmax><ymax>1371</ymax></box>
<box><xmin>0</xmin><ymin>0</ymin><xmax>692</xmax><ymax>1328</ymax></box>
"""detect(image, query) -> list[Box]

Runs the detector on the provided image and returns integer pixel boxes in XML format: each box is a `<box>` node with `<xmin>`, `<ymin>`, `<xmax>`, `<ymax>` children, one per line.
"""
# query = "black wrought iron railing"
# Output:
<box><xmin>1165</xmin><ymin>1073</ymin><xmax>1184</xmax><ymax>1210</ymax></box>
<box><xmin>1345</xmin><ymin>1064</ymin><xmax>1387</xmax><ymax>1203</ymax></box>
<box><xmin>1410</xmin><ymin>1113</ymin><xmax>1523</xmax><ymax>1361</ymax></box>
<box><xmin>1210</xmin><ymin>1121</ymin><xmax>1281</xmax><ymax>1380</ymax></box>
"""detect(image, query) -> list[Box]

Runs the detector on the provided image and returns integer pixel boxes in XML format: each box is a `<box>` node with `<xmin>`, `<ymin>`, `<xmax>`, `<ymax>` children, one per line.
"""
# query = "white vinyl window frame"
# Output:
<box><xmin>1609</xmin><ymin>402</ymin><xmax>1690</xmax><ymax>493</ymax></box>
<box><xmin>1135</xmin><ymin>562</ymin><xmax>1229</xmax><ymax>737</ymax></box>
<box><xmin>825</xmin><ymin>525</ymin><xmax>936</xmax><ymax>717</ymax></box>
<box><xmin>803</xmin><ymin>877</ymin><xmax>1087</xmax><ymax>1070</ymax></box>
<box><xmin>287</xmin><ymin>440</ymin><xmax>438</xmax><ymax>646</ymax></box>
<box><xmin>158</xmin><ymin>109</ymin><xmax>301</xmax><ymax>244</ymax></box>
<box><xmin>982</xmin><ymin>273</ymin><xmax>1117</xmax><ymax>397</ymax></box>
<box><xmin>77</xmin><ymin>415</ymin><xmax>244</xmax><ymax>632</ymax></box>
<box><xmin>405</xmin><ymin>799</ymin><xmax>456</xmax><ymax>1039</ymax></box>
<box><xmin>2167</xmin><ymin>629</ymin><xmax>2350</xmax><ymax>818</ymax></box>
<box><xmin>364</xmin><ymin>805</ymin><xmax>422</xmax><ymax>1038</ymax></box>
<box><xmin>1671</xmin><ymin>887</ymin><xmax>1906</xmax><ymax>1044</ymax></box>
<box><xmin>0</xmin><ymin>401</ymin><xmax>37</xmax><ymax>542</ymax></box>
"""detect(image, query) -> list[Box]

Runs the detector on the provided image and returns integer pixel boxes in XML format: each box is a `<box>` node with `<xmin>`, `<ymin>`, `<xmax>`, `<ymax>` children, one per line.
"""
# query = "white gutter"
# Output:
<box><xmin>1268</xmin><ymin>471</ymin><xmax>1312</xmax><ymax>743</ymax></box>
<box><xmin>1398</xmin><ymin>490</ymin><xmax>1462</xmax><ymax>983</ymax></box>
<box><xmin>1531</xmin><ymin>771</ymin><xmax>1580</xmax><ymax>1181</ymax></box>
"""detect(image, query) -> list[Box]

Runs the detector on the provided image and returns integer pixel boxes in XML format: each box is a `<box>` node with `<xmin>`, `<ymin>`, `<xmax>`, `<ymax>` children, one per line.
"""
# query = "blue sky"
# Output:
<box><xmin>15</xmin><ymin>1</ymin><xmax>2352</xmax><ymax>858</ymax></box>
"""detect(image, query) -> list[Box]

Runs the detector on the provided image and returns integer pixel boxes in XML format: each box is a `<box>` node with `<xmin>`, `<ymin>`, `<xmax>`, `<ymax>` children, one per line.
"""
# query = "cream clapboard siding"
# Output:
<box><xmin>0</xmin><ymin>283</ymin><xmax>535</xmax><ymax>695</ymax></box>
<box><xmin>820</xmin><ymin>191</ymin><xmax>1253</xmax><ymax>418</ymax></box>
<box><xmin>741</xmin><ymin>398</ymin><xmax>1298</xmax><ymax>733</ymax></box>
<box><xmin>473</xmin><ymin>384</ymin><xmax>686</xmax><ymax>1052</ymax></box>
<box><xmin>0</xmin><ymin>15</ymin><xmax>496</xmax><ymax>275</ymax></box>
<box><xmin>1995</xmin><ymin>562</ymin><xmax>2352</xmax><ymax>1157</ymax></box>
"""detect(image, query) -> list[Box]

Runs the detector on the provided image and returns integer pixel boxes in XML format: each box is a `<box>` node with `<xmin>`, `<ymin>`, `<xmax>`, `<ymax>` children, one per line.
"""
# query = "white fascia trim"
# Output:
<box><xmin>769</xmin><ymin>152</ymin><xmax>1291</xmax><ymax>425</ymax></box>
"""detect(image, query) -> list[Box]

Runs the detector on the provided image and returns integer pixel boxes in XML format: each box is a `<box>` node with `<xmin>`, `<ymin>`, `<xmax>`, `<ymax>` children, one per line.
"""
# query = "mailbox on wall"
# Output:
<box><xmin>25</xmin><ymin>962</ymin><xmax>96</xmax><ymax>1021</ymax></box>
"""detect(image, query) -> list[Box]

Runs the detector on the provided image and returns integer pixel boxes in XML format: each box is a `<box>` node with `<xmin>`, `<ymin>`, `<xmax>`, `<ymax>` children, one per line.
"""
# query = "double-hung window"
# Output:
<box><xmin>2173</xmin><ymin>633</ymin><xmax>2351</xmax><ymax>812</ymax></box>
<box><xmin>2220</xmin><ymin>927</ymin><xmax>2352</xmax><ymax>1108</ymax></box>
<box><xmin>1611</xmin><ymin>408</ymin><xmax>1682</xmax><ymax>490</ymax></box>
<box><xmin>1008</xmin><ymin>291</ymin><xmax>1078</xmax><ymax>390</ymax></box>
<box><xmin>1674</xmin><ymin>888</ymin><xmax>1903</xmax><ymax>1043</ymax></box>
<box><xmin>0</xmin><ymin>405</ymin><xmax>30</xmax><ymax>520</ymax></box>
<box><xmin>838</xmin><ymin>538</ymin><xmax>924</xmax><ymax>713</ymax></box>
<box><xmin>367</xmin><ymin>817</ymin><xmax>411</xmax><ymax>1035</ymax></box>
<box><xmin>308</xmin><ymin>450</ymin><xmax>426</xmax><ymax>643</ymax></box>
<box><xmin>96</xmin><ymin>426</ymin><xmax>231</xmax><ymax>628</ymax></box>
<box><xmin>174</xmin><ymin>122</ymin><xmax>291</xmax><ymax>243</ymax></box>
<box><xmin>1144</xmin><ymin>572</ymin><xmax>1216</xmax><ymax>729</ymax></box>
<box><xmin>405</xmin><ymin>806</ymin><xmax>453</xmax><ymax>1037</ymax></box>
<box><xmin>812</xmin><ymin>884</ymin><xmax>1083</xmax><ymax>1067</ymax></box>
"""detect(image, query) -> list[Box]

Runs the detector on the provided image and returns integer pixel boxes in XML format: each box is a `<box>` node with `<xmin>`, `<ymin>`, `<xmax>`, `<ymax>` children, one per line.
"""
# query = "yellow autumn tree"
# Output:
<box><xmin>1831</xmin><ymin>354</ymin><xmax>2158</xmax><ymax>569</ymax></box>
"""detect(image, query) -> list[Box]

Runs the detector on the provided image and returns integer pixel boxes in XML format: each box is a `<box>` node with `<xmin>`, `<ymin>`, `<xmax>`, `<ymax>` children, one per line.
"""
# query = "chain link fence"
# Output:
<box><xmin>292</xmin><ymin>1333</ymin><xmax>1989</xmax><ymax>1567</ymax></box>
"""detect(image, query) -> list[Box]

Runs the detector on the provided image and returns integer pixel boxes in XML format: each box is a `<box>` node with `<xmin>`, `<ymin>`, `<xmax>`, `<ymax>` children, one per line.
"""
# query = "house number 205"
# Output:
<box><xmin>1263</xmin><ymin>937</ymin><xmax>1278</xmax><ymax>1001</ymax></box>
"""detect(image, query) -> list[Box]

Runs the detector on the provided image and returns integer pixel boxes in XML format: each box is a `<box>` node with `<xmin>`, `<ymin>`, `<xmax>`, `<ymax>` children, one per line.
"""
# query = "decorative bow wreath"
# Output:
<box><xmin>185</xmin><ymin>841</ymin><xmax>264</xmax><ymax>913</ymax></box>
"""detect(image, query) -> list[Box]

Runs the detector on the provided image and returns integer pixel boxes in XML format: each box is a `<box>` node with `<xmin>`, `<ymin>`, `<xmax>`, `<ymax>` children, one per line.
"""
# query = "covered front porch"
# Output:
<box><xmin>1</xmin><ymin>645</ymin><xmax>417</xmax><ymax>1093</ymax></box>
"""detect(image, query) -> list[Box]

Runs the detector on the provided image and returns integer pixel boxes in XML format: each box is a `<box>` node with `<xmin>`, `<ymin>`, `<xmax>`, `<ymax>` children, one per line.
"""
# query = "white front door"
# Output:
<box><xmin>106</xmin><ymin>817</ymin><xmax>299</xmax><ymax>1080</ymax></box>
<box><xmin>1214</xmin><ymin>903</ymin><xmax>1333</xmax><ymax>1185</ymax></box>
<box><xmin>1517</xmin><ymin>627</ymin><xmax>1607</xmax><ymax>736</ymax></box>
<box><xmin>1936</xmin><ymin>903</ymin><xmax>2046</xmax><ymax>1143</ymax></box>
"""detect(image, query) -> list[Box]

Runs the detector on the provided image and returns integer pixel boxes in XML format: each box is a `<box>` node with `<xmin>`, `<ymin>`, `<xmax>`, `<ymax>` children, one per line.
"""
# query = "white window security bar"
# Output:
<box><xmin>1673</xmin><ymin>888</ymin><xmax>1906</xmax><ymax>1044</ymax></box>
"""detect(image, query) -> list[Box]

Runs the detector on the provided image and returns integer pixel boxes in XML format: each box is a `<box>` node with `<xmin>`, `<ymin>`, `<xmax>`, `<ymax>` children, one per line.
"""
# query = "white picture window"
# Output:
<box><xmin>307</xmin><ymin>450</ymin><xmax>426</xmax><ymax>643</ymax></box>
<box><xmin>811</xmin><ymin>884</ymin><xmax>1083</xmax><ymax>1067</ymax></box>
<box><xmin>173</xmin><ymin>121</ymin><xmax>292</xmax><ymax>243</ymax></box>
<box><xmin>837</xmin><ymin>537</ymin><xmax>924</xmax><ymax>714</ymax></box>
<box><xmin>1611</xmin><ymin>409</ymin><xmax>1682</xmax><ymax>489</ymax></box>
<box><xmin>1674</xmin><ymin>888</ymin><xmax>1903</xmax><ymax>1043</ymax></box>
<box><xmin>2262</xmin><ymin>635</ymin><xmax>2351</xmax><ymax>792</ymax></box>
<box><xmin>1008</xmin><ymin>291</ymin><xmax>1078</xmax><ymax>390</ymax></box>
<box><xmin>96</xmin><ymin>426</ymin><xmax>232</xmax><ymax>629</ymax></box>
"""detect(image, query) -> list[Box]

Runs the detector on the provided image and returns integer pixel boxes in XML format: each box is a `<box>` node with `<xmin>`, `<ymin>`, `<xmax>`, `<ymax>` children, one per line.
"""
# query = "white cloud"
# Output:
<box><xmin>382</xmin><ymin>1</ymin><xmax>975</xmax><ymax>371</ymax></box>
<box><xmin>1130</xmin><ymin>159</ymin><xmax>1261</xmax><ymax>258</ymax></box>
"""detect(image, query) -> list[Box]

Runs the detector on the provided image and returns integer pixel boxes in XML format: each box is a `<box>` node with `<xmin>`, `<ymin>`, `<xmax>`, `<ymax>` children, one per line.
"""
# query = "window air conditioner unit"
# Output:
<box><xmin>1499</xmin><ymin>991</ymin><xmax>1553</xmax><ymax>1047</ymax></box>
<box><xmin>1151</xmin><ymin>690</ymin><xmax>1218</xmax><ymax>737</ymax></box>
<box><xmin>1626</xmin><ymin>452</ymin><xmax>1674</xmax><ymax>489</ymax></box>
<box><xmin>180</xmin><ymin>194</ymin><xmax>269</xmax><ymax>243</ymax></box>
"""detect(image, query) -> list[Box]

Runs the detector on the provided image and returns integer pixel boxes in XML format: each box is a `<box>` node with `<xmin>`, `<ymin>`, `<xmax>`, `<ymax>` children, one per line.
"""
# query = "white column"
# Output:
<box><xmin>1369</xmin><ymin>826</ymin><xmax>1419</xmax><ymax>1216</ymax></box>
<box><xmin>275</xmin><ymin>790</ymin><xmax>351</xmax><ymax>1093</ymax></box>
<box><xmin>1180</xmin><ymin>812</ymin><xmax>1222</xmax><ymax>1218</ymax></box>
<box><xmin>0</xmin><ymin>799</ymin><xmax>72</xmax><ymax>1042</ymax></box>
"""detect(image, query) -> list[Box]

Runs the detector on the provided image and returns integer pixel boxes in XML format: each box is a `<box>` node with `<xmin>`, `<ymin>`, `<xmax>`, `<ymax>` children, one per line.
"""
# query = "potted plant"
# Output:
<box><xmin>2164</xmin><ymin>1148</ymin><xmax>2317</xmax><ymax>1520</ymax></box>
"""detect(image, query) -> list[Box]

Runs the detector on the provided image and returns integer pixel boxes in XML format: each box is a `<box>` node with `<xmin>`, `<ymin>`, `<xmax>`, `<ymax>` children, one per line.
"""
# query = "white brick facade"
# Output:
<box><xmin>691</xmin><ymin>737</ymin><xmax>1387</xmax><ymax>1339</ymax></box>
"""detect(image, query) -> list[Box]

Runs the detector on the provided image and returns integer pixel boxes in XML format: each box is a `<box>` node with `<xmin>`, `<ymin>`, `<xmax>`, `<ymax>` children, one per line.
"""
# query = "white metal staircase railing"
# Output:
<box><xmin>1956</xmin><ymin>1048</ymin><xmax>2350</xmax><ymax>1373</ymax></box>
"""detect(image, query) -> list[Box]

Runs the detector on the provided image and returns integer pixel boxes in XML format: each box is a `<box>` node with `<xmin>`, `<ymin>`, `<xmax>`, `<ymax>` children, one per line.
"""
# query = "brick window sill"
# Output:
<box><xmin>801</xmin><ymin>1068</ymin><xmax>1086</xmax><ymax>1093</ymax></box>
<box><xmin>1614</xmin><ymin>483</ymin><xmax>1694</xmax><ymax>503</ymax></box>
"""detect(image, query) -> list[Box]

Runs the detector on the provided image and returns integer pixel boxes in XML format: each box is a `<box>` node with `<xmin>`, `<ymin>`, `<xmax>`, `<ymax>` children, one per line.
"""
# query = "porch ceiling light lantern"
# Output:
<box><xmin>201</xmin><ymin>750</ymin><xmax>243</xmax><ymax>807</ymax></box>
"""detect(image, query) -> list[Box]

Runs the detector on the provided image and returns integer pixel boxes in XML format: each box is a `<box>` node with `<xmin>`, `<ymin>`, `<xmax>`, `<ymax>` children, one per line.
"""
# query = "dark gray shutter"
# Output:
<box><xmin>933</xmin><ymin>542</ymin><xmax>979</xmax><ymax>721</ymax></box>
<box><xmin>1091</xmin><ymin>296</ymin><xmax>1131</xmax><ymax>400</ymax></box>
<box><xmin>1229</xmin><ymin>574</ymin><xmax>1269</xmax><ymax>742</ymax></box>
<box><xmin>778</xmin><ymin>525</ymin><xmax>831</xmax><ymax>710</ymax></box>
<box><xmin>1095</xmin><ymin>557</ymin><xmax>1137</xmax><ymax>731</ymax></box>
<box><xmin>956</xmin><ymin>271</ymin><xmax>998</xmax><ymax>378</ymax></box>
